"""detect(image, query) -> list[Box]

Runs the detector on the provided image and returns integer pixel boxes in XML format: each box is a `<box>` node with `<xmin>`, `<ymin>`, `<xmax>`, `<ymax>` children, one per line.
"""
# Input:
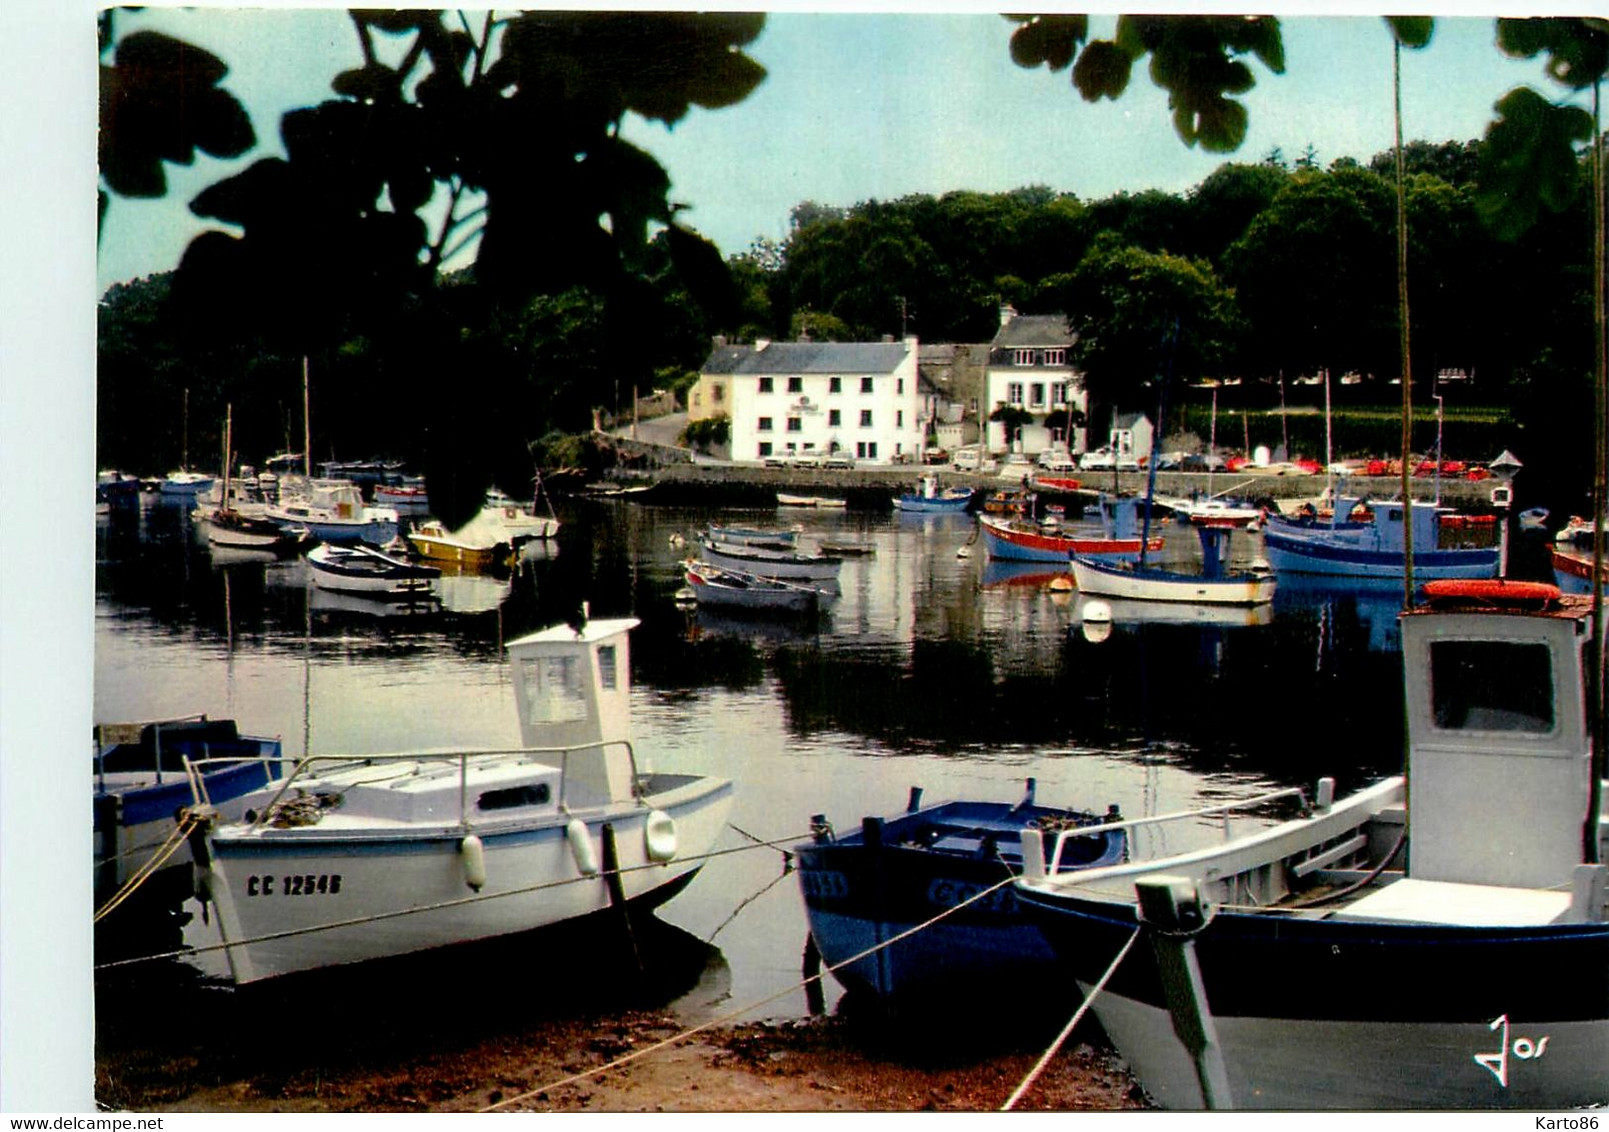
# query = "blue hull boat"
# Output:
<box><xmin>795</xmin><ymin>781</ymin><xmax>1126</xmax><ymax>1012</ymax></box>
<box><xmin>1261</xmin><ymin>496</ymin><xmax>1500</xmax><ymax>580</ymax></box>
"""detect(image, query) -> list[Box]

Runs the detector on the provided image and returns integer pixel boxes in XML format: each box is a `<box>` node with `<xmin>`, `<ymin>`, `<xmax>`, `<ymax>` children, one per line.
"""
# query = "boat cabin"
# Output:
<box><xmin>1401</xmin><ymin>594</ymin><xmax>1604</xmax><ymax>894</ymax></box>
<box><xmin>505</xmin><ymin>617</ymin><xmax>640</xmax><ymax>806</ymax></box>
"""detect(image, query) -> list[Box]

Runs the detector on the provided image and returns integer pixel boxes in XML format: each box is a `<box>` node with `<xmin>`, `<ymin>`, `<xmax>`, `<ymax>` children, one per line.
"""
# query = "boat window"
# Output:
<box><xmin>478</xmin><ymin>782</ymin><xmax>551</xmax><ymax>810</ymax></box>
<box><xmin>521</xmin><ymin>656</ymin><xmax>589</xmax><ymax>724</ymax></box>
<box><xmin>596</xmin><ymin>644</ymin><xmax>618</xmax><ymax>690</ymax></box>
<box><xmin>1430</xmin><ymin>641</ymin><xmax>1554</xmax><ymax>733</ymax></box>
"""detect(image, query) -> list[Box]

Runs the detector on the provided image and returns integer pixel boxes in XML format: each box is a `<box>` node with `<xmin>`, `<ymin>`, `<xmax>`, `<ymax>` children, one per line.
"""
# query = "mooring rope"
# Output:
<box><xmin>999</xmin><ymin>924</ymin><xmax>1142</xmax><ymax>1111</ymax></box>
<box><xmin>93</xmin><ymin>827</ymin><xmax>812</xmax><ymax>973</ymax></box>
<box><xmin>478</xmin><ymin>868</ymin><xmax>1023</xmax><ymax>1113</ymax></box>
<box><xmin>93</xmin><ymin>813</ymin><xmax>200</xmax><ymax>923</ymax></box>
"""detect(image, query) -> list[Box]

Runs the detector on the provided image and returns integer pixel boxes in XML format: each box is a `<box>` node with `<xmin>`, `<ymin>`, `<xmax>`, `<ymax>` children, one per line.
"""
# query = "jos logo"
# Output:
<box><xmin>1473</xmin><ymin>1014</ymin><xmax>1550</xmax><ymax>1087</ymax></box>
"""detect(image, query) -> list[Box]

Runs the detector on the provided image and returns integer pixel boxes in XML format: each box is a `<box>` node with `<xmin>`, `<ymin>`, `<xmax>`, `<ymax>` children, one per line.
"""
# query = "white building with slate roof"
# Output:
<box><xmin>695</xmin><ymin>336</ymin><xmax>924</xmax><ymax>465</ymax></box>
<box><xmin>983</xmin><ymin>306</ymin><xmax>1087</xmax><ymax>457</ymax></box>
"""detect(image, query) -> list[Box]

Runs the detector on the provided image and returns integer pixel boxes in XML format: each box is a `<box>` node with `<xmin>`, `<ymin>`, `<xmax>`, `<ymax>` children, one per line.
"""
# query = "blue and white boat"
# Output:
<box><xmin>265</xmin><ymin>479</ymin><xmax>400</xmax><ymax>544</ymax></box>
<box><xmin>180</xmin><ymin>618</ymin><xmax>734</xmax><ymax>984</ymax></box>
<box><xmin>307</xmin><ymin>542</ymin><xmax>440</xmax><ymax>598</ymax></box>
<box><xmin>1017</xmin><ymin>581</ymin><xmax>1608</xmax><ymax>1109</ymax></box>
<box><xmin>94</xmin><ymin>717</ymin><xmax>284</xmax><ymax>900</ymax></box>
<box><xmin>706</xmin><ymin>523</ymin><xmax>799</xmax><ymax>547</ymax></box>
<box><xmin>1260</xmin><ymin>496</ymin><xmax>1501</xmax><ymax>580</ymax></box>
<box><xmin>892</xmin><ymin>475</ymin><xmax>974</xmax><ymax>513</ymax></box>
<box><xmin>158</xmin><ymin>470</ymin><xmax>215</xmax><ymax>498</ymax></box>
<box><xmin>795</xmin><ymin>780</ymin><xmax>1126</xmax><ymax>1011</ymax></box>
<box><xmin>1072</xmin><ymin>525</ymin><xmax>1276</xmax><ymax>606</ymax></box>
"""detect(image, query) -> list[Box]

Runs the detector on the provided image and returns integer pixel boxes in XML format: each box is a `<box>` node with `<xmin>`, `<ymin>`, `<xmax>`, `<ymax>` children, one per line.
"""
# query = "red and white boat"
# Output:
<box><xmin>978</xmin><ymin>496</ymin><xmax>1164</xmax><ymax>565</ymax></box>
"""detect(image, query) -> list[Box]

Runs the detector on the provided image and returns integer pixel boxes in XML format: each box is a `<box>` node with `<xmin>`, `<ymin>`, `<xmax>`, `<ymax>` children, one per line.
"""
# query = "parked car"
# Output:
<box><xmin>1078</xmin><ymin>446</ymin><xmax>1115</xmax><ymax>471</ymax></box>
<box><xmin>1036</xmin><ymin>449</ymin><xmax>1078</xmax><ymax>472</ymax></box>
<box><xmin>1179</xmin><ymin>452</ymin><xmax>1228</xmax><ymax>473</ymax></box>
<box><xmin>996</xmin><ymin>452</ymin><xmax>1033</xmax><ymax>480</ymax></box>
<box><xmin>952</xmin><ymin>446</ymin><xmax>997</xmax><ymax>473</ymax></box>
<box><xmin>821</xmin><ymin>452</ymin><xmax>855</xmax><ymax>470</ymax></box>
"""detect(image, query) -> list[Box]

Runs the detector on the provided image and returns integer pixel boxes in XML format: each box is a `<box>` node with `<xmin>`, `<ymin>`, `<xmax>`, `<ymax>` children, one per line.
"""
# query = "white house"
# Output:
<box><xmin>698</xmin><ymin>336</ymin><xmax>924</xmax><ymax>465</ymax></box>
<box><xmin>1109</xmin><ymin>411</ymin><xmax>1154</xmax><ymax>464</ymax></box>
<box><xmin>982</xmin><ymin>306</ymin><xmax>1086</xmax><ymax>456</ymax></box>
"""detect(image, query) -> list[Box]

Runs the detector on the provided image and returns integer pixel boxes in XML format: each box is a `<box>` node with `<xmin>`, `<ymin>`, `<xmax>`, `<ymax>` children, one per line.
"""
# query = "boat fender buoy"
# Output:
<box><xmin>645</xmin><ymin>809</ymin><xmax>678</xmax><ymax>862</ymax></box>
<box><xmin>1048</xmin><ymin>575</ymin><xmax>1074</xmax><ymax>592</ymax></box>
<box><xmin>1083</xmin><ymin>599</ymin><xmax>1112</xmax><ymax>623</ymax></box>
<box><xmin>459</xmin><ymin>834</ymin><xmax>487</xmax><ymax>892</ymax></box>
<box><xmin>1421</xmin><ymin>579</ymin><xmax>1560</xmax><ymax>607</ymax></box>
<box><xmin>566</xmin><ymin>817</ymin><xmax>600</xmax><ymax>876</ymax></box>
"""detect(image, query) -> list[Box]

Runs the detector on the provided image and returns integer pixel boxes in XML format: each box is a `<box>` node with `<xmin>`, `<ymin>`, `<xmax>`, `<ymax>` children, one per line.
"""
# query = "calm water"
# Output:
<box><xmin>94</xmin><ymin>493</ymin><xmax>1443</xmax><ymax>1021</ymax></box>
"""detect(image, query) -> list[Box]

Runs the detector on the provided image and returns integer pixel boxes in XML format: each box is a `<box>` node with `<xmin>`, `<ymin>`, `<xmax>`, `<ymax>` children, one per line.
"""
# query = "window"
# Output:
<box><xmin>897</xmin><ymin>378</ymin><xmax>904</xmax><ymax>394</ymax></box>
<box><xmin>859</xmin><ymin>409</ymin><xmax>873</xmax><ymax>428</ymax></box>
<box><xmin>856</xmin><ymin>441</ymin><xmax>879</xmax><ymax>459</ymax></box>
<box><xmin>1044</xmin><ymin>348</ymin><xmax>1066</xmax><ymax>366</ymax></box>
<box><xmin>787</xmin><ymin>417</ymin><xmax>802</xmax><ymax>432</ymax></box>
<box><xmin>1051</xmin><ymin>383</ymin><xmax>1067</xmax><ymax>407</ymax></box>
<box><xmin>757</xmin><ymin>417</ymin><xmax>773</xmax><ymax>431</ymax></box>
<box><xmin>896</xmin><ymin>410</ymin><xmax>904</xmax><ymax>428</ymax></box>
<box><xmin>758</xmin><ymin>441</ymin><xmax>772</xmax><ymax>457</ymax></box>
<box><xmin>758</xmin><ymin>377</ymin><xmax>773</xmax><ymax>393</ymax></box>
<box><xmin>787</xmin><ymin>376</ymin><xmax>803</xmax><ymax>393</ymax></box>
<box><xmin>829</xmin><ymin>377</ymin><xmax>842</xmax><ymax>394</ymax></box>
<box><xmin>828</xmin><ymin>409</ymin><xmax>841</xmax><ymax>427</ymax></box>
<box><xmin>596</xmin><ymin>645</ymin><xmax>617</xmax><ymax>690</ymax></box>
<box><xmin>1008</xmin><ymin>382</ymin><xmax>1024</xmax><ymax>406</ymax></box>
<box><xmin>1431</xmin><ymin>641</ymin><xmax>1555</xmax><ymax>733</ymax></box>
<box><xmin>478</xmin><ymin>782</ymin><xmax>551</xmax><ymax>811</ymax></box>
<box><xmin>1030</xmin><ymin>383</ymin><xmax>1046</xmax><ymax>408</ymax></box>
<box><xmin>521</xmin><ymin>656</ymin><xmax>587</xmax><ymax>725</ymax></box>
<box><xmin>712</xmin><ymin>384</ymin><xmax>724</xmax><ymax>403</ymax></box>
<box><xmin>1013</xmin><ymin>348</ymin><xmax>1033</xmax><ymax>366</ymax></box>
<box><xmin>861</xmin><ymin>377</ymin><xmax>874</xmax><ymax>393</ymax></box>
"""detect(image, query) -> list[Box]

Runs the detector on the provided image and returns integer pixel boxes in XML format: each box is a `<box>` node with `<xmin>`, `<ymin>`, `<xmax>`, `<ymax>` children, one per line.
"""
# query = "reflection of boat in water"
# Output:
<box><xmin>1271</xmin><ymin>571</ymin><xmax>1408</xmax><ymax>653</ymax></box>
<box><xmin>181</xmin><ymin>618</ymin><xmax>735</xmax><ymax>984</ymax></box>
<box><xmin>1073</xmin><ymin>594</ymin><xmax>1274</xmax><ymax>629</ymax></box>
<box><xmin>435</xmin><ymin>566</ymin><xmax>514</xmax><ymax>613</ymax></box>
<box><xmin>309</xmin><ymin>585</ymin><xmax>441</xmax><ymax>619</ymax></box>
<box><xmin>980</xmin><ymin>560</ymin><xmax>1076</xmax><ymax>591</ymax></box>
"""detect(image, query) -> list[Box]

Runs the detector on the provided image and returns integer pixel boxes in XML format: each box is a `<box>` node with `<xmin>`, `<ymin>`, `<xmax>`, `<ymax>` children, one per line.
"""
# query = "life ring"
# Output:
<box><xmin>1421</xmin><ymin>579</ymin><xmax>1560</xmax><ymax>608</ymax></box>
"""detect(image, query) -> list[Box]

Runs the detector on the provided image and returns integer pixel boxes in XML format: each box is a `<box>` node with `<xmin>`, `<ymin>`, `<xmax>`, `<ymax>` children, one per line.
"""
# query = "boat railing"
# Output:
<box><xmin>194</xmin><ymin>742</ymin><xmax>647</xmax><ymax>830</ymax></box>
<box><xmin>180</xmin><ymin>751</ymin><xmax>290</xmax><ymax>812</ymax></box>
<box><xmin>1038</xmin><ymin>785</ymin><xmax>1313</xmax><ymax>875</ymax></box>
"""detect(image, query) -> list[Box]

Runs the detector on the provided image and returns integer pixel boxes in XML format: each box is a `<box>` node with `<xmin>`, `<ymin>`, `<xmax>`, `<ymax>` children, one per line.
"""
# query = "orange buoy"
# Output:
<box><xmin>1421</xmin><ymin>579</ymin><xmax>1560</xmax><ymax>607</ymax></box>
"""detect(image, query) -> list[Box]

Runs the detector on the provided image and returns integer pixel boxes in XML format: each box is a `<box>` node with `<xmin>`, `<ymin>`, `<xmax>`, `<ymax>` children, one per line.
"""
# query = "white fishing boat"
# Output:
<box><xmin>472</xmin><ymin>486</ymin><xmax>561</xmax><ymax>542</ymax></box>
<box><xmin>265</xmin><ymin>479</ymin><xmax>400</xmax><ymax>545</ymax></box>
<box><xmin>1072</xmin><ymin>526</ymin><xmax>1276</xmax><ymax>607</ymax></box>
<box><xmin>698</xmin><ymin>535</ymin><xmax>843</xmax><ymax>582</ymax></box>
<box><xmin>307</xmin><ymin>542</ymin><xmax>441</xmax><ymax>598</ymax></box>
<box><xmin>777</xmin><ymin>492</ymin><xmax>847</xmax><ymax>509</ymax></box>
<box><xmin>1017</xmin><ymin>581</ymin><xmax>1608</xmax><ymax>1110</ymax></box>
<box><xmin>181</xmin><ymin>617</ymin><xmax>735</xmax><ymax>984</ymax></box>
<box><xmin>682</xmin><ymin>561</ymin><xmax>822</xmax><ymax>613</ymax></box>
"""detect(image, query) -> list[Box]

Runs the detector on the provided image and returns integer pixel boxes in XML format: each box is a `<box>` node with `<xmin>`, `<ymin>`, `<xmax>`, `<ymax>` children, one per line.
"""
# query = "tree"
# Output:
<box><xmin>100</xmin><ymin>11</ymin><xmax>770</xmax><ymax>524</ymax></box>
<box><xmin>1041</xmin><ymin>235</ymin><xmax>1242</xmax><ymax>428</ymax></box>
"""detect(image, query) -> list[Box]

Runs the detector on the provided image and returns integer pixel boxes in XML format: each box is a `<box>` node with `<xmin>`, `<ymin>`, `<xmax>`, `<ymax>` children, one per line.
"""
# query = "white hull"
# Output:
<box><xmin>1071</xmin><ymin>558</ymin><xmax>1275</xmax><ymax>605</ymax></box>
<box><xmin>199</xmin><ymin>775</ymin><xmax>733</xmax><ymax>983</ymax></box>
<box><xmin>1083</xmin><ymin>988</ymin><xmax>1606</xmax><ymax>1110</ymax></box>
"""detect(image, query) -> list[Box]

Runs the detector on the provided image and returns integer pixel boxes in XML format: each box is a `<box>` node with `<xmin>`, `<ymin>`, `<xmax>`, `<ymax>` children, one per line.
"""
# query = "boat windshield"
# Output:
<box><xmin>1429</xmin><ymin>640</ymin><xmax>1555</xmax><ymax>733</ymax></box>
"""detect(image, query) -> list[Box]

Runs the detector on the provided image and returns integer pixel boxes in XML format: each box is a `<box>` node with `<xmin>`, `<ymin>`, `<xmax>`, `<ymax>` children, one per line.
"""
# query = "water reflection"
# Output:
<box><xmin>95</xmin><ymin>495</ymin><xmax>1412</xmax><ymax>1019</ymax></box>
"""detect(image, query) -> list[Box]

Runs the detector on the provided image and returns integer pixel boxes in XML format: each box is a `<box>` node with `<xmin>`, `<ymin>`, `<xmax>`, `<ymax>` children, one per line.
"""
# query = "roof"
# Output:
<box><xmin>990</xmin><ymin>314</ymin><xmax>1073</xmax><ymax>349</ymax></box>
<box><xmin>1113</xmin><ymin>412</ymin><xmax>1150</xmax><ymax>430</ymax></box>
<box><xmin>506</xmin><ymin>618</ymin><xmax>640</xmax><ymax>649</ymax></box>
<box><xmin>700</xmin><ymin>340</ymin><xmax>913</xmax><ymax>376</ymax></box>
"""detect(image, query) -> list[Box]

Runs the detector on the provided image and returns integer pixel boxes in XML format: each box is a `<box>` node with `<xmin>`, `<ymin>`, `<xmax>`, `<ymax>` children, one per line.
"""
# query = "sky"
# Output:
<box><xmin>92</xmin><ymin>7</ymin><xmax>1584</xmax><ymax>294</ymax></box>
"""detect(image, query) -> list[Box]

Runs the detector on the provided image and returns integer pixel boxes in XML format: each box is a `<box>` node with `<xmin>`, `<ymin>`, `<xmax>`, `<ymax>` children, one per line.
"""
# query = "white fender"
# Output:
<box><xmin>645</xmin><ymin>809</ymin><xmax>677</xmax><ymax>862</ymax></box>
<box><xmin>459</xmin><ymin>834</ymin><xmax>487</xmax><ymax>892</ymax></box>
<box><xmin>567</xmin><ymin>817</ymin><xmax>600</xmax><ymax>876</ymax></box>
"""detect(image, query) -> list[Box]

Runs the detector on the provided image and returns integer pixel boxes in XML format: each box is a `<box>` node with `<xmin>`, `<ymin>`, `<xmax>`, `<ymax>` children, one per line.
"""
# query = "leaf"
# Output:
<box><xmin>664</xmin><ymin>225</ymin><xmax>737</xmax><ymax>324</ymax></box>
<box><xmin>99</xmin><ymin>30</ymin><xmax>255</xmax><ymax>199</ymax></box>
<box><xmin>1496</xmin><ymin>17</ymin><xmax>1609</xmax><ymax>90</ymax></box>
<box><xmin>1006</xmin><ymin>14</ymin><xmax>1088</xmax><ymax>71</ymax></box>
<box><xmin>1385</xmin><ymin>17</ymin><xmax>1435</xmax><ymax>50</ymax></box>
<box><xmin>1073</xmin><ymin>40</ymin><xmax>1136</xmax><ymax>101</ymax></box>
<box><xmin>1475</xmin><ymin>85</ymin><xmax>1593</xmax><ymax>240</ymax></box>
<box><xmin>332</xmin><ymin>64</ymin><xmax>403</xmax><ymax>104</ymax></box>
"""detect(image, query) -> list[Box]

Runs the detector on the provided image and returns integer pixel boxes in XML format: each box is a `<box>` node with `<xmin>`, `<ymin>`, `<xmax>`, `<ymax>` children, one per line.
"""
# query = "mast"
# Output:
<box><xmin>302</xmin><ymin>357</ymin><xmax>312</xmax><ymax>481</ymax></box>
<box><xmin>181</xmin><ymin>387</ymin><xmax>190</xmax><ymax>472</ymax></box>
<box><xmin>221</xmin><ymin>403</ymin><xmax>232</xmax><ymax>511</ymax></box>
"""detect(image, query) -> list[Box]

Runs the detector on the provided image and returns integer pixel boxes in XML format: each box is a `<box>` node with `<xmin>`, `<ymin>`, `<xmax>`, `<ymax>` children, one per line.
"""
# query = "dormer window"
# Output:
<box><xmin>1044</xmin><ymin>348</ymin><xmax>1066</xmax><ymax>366</ymax></box>
<box><xmin>1013</xmin><ymin>349</ymin><xmax>1034</xmax><ymax>366</ymax></box>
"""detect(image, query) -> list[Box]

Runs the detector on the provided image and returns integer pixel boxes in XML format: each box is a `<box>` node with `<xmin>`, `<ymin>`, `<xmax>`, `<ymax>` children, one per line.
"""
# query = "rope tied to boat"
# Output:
<box><xmin>999</xmin><ymin>924</ymin><xmax>1143</xmax><ymax>1111</ymax></box>
<box><xmin>93</xmin><ymin>811</ymin><xmax>201</xmax><ymax>923</ymax></box>
<box><xmin>260</xmin><ymin>788</ymin><xmax>343</xmax><ymax>828</ymax></box>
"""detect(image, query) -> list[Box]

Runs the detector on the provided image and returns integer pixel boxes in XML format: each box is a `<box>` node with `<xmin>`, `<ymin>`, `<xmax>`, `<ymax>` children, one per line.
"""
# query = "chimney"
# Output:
<box><xmin>882</xmin><ymin>334</ymin><xmax>894</xmax><ymax>343</ymax></box>
<box><xmin>712</xmin><ymin>334</ymin><xmax>727</xmax><ymax>348</ymax></box>
<box><xmin>999</xmin><ymin>303</ymin><xmax>1017</xmax><ymax>328</ymax></box>
<box><xmin>755</xmin><ymin>338</ymin><xmax>771</xmax><ymax>351</ymax></box>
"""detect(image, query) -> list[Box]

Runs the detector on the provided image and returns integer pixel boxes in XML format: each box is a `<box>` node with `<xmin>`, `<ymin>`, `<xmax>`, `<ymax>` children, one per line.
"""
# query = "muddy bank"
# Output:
<box><xmin>94</xmin><ymin>918</ymin><xmax>1145</xmax><ymax>1113</ymax></box>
